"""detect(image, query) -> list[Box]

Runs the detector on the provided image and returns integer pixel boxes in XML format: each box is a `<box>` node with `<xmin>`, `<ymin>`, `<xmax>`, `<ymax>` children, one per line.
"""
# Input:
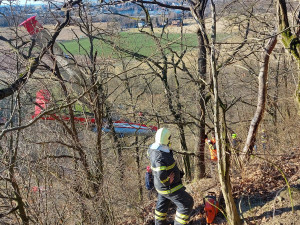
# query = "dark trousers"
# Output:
<box><xmin>155</xmin><ymin>188</ymin><xmax>194</xmax><ymax>225</ymax></box>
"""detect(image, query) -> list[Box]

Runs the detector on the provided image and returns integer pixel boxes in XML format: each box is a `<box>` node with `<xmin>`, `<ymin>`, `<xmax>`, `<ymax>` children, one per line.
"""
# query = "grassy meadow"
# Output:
<box><xmin>59</xmin><ymin>32</ymin><xmax>197</xmax><ymax>57</ymax></box>
<box><xmin>59</xmin><ymin>31</ymin><xmax>233</xmax><ymax>57</ymax></box>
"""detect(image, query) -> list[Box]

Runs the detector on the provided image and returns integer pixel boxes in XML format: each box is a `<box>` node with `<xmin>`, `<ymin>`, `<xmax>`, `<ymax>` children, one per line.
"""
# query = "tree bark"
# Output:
<box><xmin>194</xmin><ymin>0</ymin><xmax>208</xmax><ymax>179</ymax></box>
<box><xmin>240</xmin><ymin>36</ymin><xmax>277</xmax><ymax>161</ymax></box>
<box><xmin>276</xmin><ymin>0</ymin><xmax>300</xmax><ymax>111</ymax></box>
<box><xmin>220</xmin><ymin>107</ymin><xmax>242</xmax><ymax>225</ymax></box>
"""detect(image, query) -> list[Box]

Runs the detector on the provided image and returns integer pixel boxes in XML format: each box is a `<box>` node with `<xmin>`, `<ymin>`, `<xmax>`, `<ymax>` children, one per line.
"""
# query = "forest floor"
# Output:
<box><xmin>142</xmin><ymin>152</ymin><xmax>300</xmax><ymax>225</ymax></box>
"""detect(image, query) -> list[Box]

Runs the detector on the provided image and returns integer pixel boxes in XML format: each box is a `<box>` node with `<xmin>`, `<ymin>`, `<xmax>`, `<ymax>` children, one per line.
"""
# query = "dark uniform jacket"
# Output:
<box><xmin>148</xmin><ymin>147</ymin><xmax>184</xmax><ymax>195</ymax></box>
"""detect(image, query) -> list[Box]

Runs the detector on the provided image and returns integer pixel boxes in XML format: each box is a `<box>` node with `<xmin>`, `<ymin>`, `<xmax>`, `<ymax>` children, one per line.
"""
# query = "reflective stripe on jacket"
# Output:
<box><xmin>148</xmin><ymin>147</ymin><xmax>183</xmax><ymax>194</ymax></box>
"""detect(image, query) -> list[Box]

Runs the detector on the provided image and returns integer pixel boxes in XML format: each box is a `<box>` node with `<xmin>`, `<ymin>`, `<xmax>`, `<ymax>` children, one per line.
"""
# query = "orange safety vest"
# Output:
<box><xmin>206</xmin><ymin>138</ymin><xmax>217</xmax><ymax>161</ymax></box>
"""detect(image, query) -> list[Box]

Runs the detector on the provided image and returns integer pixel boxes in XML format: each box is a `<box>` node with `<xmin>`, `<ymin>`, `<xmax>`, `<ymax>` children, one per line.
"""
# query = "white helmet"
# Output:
<box><xmin>155</xmin><ymin>128</ymin><xmax>171</xmax><ymax>145</ymax></box>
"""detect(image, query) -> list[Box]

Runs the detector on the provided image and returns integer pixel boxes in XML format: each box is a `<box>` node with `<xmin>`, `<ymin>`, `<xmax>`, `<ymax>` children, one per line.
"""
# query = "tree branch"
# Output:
<box><xmin>0</xmin><ymin>0</ymin><xmax>82</xmax><ymax>101</ymax></box>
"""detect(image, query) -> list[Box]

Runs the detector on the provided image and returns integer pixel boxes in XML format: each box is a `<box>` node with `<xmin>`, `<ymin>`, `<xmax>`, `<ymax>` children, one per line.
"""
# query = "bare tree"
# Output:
<box><xmin>210</xmin><ymin>2</ymin><xmax>242</xmax><ymax>224</ymax></box>
<box><xmin>276</xmin><ymin>0</ymin><xmax>300</xmax><ymax>111</ymax></box>
<box><xmin>240</xmin><ymin>36</ymin><xmax>277</xmax><ymax>161</ymax></box>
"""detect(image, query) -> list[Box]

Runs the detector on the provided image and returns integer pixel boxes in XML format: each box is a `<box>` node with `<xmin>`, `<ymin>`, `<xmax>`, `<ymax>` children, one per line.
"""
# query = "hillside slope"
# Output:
<box><xmin>139</xmin><ymin>154</ymin><xmax>299</xmax><ymax>225</ymax></box>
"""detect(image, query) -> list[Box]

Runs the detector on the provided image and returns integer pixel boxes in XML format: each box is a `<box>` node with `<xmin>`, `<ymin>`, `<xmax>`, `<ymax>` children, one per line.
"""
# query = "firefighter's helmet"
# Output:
<box><xmin>155</xmin><ymin>128</ymin><xmax>171</xmax><ymax>145</ymax></box>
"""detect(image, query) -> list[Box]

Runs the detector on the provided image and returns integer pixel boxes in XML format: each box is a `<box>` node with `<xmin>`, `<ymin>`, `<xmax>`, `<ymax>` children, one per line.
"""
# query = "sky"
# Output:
<box><xmin>1</xmin><ymin>0</ymin><xmax>65</xmax><ymax>6</ymax></box>
<box><xmin>1</xmin><ymin>0</ymin><xmax>101</xmax><ymax>6</ymax></box>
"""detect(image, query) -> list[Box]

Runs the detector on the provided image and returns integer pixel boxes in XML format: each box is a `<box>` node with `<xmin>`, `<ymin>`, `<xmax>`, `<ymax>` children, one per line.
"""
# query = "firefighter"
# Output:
<box><xmin>148</xmin><ymin>128</ymin><xmax>194</xmax><ymax>225</ymax></box>
<box><xmin>205</xmin><ymin>133</ymin><xmax>217</xmax><ymax>180</ymax></box>
<box><xmin>232</xmin><ymin>133</ymin><xmax>238</xmax><ymax>148</ymax></box>
<box><xmin>261</xmin><ymin>129</ymin><xmax>267</xmax><ymax>154</ymax></box>
<box><xmin>205</xmin><ymin>133</ymin><xmax>217</xmax><ymax>161</ymax></box>
<box><xmin>231</xmin><ymin>133</ymin><xmax>241</xmax><ymax>156</ymax></box>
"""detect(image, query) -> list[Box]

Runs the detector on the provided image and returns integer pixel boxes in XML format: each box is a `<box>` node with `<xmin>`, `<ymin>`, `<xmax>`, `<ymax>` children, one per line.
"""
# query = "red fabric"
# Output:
<box><xmin>34</xmin><ymin>90</ymin><xmax>50</xmax><ymax>117</ymax></box>
<box><xmin>19</xmin><ymin>16</ymin><xmax>43</xmax><ymax>35</ymax></box>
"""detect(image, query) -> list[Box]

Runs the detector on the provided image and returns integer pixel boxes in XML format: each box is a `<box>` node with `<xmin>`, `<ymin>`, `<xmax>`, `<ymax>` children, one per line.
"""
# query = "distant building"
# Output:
<box><xmin>171</xmin><ymin>20</ymin><xmax>181</xmax><ymax>27</ymax></box>
<box><xmin>137</xmin><ymin>21</ymin><xmax>145</xmax><ymax>28</ymax></box>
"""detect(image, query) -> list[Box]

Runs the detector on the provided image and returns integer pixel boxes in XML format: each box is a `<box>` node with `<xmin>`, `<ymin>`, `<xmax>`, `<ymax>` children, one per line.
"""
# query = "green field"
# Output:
<box><xmin>59</xmin><ymin>32</ymin><xmax>199</xmax><ymax>57</ymax></box>
<box><xmin>59</xmin><ymin>32</ymin><xmax>233</xmax><ymax>57</ymax></box>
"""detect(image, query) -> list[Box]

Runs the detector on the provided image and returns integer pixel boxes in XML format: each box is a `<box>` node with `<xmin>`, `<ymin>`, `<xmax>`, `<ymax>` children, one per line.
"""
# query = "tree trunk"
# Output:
<box><xmin>162</xmin><ymin>78</ymin><xmax>192</xmax><ymax>180</ymax></box>
<box><xmin>194</xmin><ymin>0</ymin><xmax>208</xmax><ymax>180</ymax></box>
<box><xmin>219</xmin><ymin>107</ymin><xmax>242</xmax><ymax>225</ymax></box>
<box><xmin>178</xmin><ymin>125</ymin><xmax>192</xmax><ymax>180</ymax></box>
<box><xmin>210</xmin><ymin>1</ymin><xmax>241</xmax><ymax>224</ymax></box>
<box><xmin>276</xmin><ymin>0</ymin><xmax>300</xmax><ymax>111</ymax></box>
<box><xmin>240</xmin><ymin>36</ymin><xmax>277</xmax><ymax>162</ymax></box>
<box><xmin>194</xmin><ymin>28</ymin><xmax>207</xmax><ymax>179</ymax></box>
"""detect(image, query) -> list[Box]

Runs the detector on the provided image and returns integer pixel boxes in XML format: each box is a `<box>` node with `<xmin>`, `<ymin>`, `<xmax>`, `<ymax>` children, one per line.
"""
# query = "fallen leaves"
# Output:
<box><xmin>232</xmin><ymin>154</ymin><xmax>299</xmax><ymax>199</ymax></box>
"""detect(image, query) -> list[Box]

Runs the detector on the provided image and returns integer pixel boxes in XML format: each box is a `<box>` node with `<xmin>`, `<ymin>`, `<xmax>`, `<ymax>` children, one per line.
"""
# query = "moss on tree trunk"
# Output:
<box><xmin>277</xmin><ymin>0</ymin><xmax>300</xmax><ymax>110</ymax></box>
